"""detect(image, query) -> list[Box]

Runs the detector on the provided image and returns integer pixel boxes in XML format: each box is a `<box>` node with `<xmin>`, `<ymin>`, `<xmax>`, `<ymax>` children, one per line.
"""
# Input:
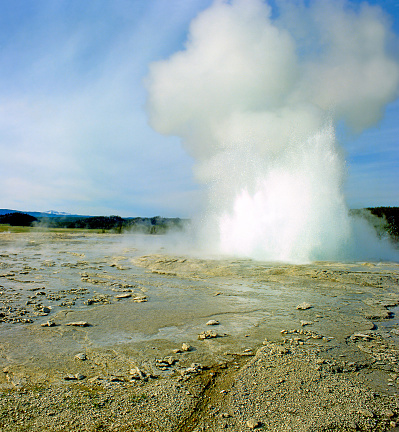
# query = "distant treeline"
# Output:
<box><xmin>0</xmin><ymin>212</ymin><xmax>187</xmax><ymax>234</ymax></box>
<box><xmin>350</xmin><ymin>207</ymin><xmax>399</xmax><ymax>241</ymax></box>
<box><xmin>1</xmin><ymin>208</ymin><xmax>398</xmax><ymax>240</ymax></box>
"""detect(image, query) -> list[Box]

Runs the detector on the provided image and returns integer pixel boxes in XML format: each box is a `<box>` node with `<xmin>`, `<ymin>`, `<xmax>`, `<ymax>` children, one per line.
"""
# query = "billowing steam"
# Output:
<box><xmin>146</xmin><ymin>0</ymin><xmax>399</xmax><ymax>262</ymax></box>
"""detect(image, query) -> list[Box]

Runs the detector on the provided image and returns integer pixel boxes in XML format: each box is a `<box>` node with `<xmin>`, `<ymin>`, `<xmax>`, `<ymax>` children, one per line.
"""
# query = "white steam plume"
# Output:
<box><xmin>146</xmin><ymin>0</ymin><xmax>399</xmax><ymax>262</ymax></box>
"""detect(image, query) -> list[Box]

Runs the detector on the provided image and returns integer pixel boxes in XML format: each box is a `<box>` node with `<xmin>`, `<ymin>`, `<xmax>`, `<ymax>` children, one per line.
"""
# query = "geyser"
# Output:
<box><xmin>146</xmin><ymin>0</ymin><xmax>399</xmax><ymax>262</ymax></box>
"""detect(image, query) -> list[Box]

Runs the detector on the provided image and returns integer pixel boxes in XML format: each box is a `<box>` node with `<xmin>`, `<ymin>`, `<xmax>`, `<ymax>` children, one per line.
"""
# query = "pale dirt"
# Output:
<box><xmin>0</xmin><ymin>232</ymin><xmax>398</xmax><ymax>431</ymax></box>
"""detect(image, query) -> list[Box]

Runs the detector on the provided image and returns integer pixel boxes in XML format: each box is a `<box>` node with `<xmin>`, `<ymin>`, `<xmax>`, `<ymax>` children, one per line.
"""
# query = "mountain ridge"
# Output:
<box><xmin>0</xmin><ymin>209</ymin><xmax>87</xmax><ymax>218</ymax></box>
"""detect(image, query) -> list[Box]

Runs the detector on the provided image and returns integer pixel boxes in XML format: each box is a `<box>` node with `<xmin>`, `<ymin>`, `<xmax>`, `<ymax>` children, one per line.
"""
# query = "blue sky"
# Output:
<box><xmin>343</xmin><ymin>0</ymin><xmax>399</xmax><ymax>209</ymax></box>
<box><xmin>0</xmin><ymin>0</ymin><xmax>398</xmax><ymax>217</ymax></box>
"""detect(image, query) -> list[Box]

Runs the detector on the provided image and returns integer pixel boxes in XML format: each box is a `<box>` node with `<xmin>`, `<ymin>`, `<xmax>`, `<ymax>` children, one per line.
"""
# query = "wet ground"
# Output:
<box><xmin>0</xmin><ymin>231</ymin><xmax>398</xmax><ymax>431</ymax></box>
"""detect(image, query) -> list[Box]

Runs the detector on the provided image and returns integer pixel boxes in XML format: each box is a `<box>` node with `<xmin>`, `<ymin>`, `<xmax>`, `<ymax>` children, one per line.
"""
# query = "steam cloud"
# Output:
<box><xmin>146</xmin><ymin>0</ymin><xmax>399</xmax><ymax>262</ymax></box>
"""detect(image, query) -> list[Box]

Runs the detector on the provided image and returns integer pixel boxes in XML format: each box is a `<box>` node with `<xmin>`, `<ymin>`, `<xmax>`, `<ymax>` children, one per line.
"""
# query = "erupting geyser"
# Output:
<box><xmin>146</xmin><ymin>0</ymin><xmax>399</xmax><ymax>262</ymax></box>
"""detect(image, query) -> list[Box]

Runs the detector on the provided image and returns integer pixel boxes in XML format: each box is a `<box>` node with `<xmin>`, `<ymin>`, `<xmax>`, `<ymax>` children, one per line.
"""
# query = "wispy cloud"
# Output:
<box><xmin>0</xmin><ymin>0</ymin><xmax>397</xmax><ymax>220</ymax></box>
<box><xmin>0</xmin><ymin>0</ymin><xmax>211</xmax><ymax>216</ymax></box>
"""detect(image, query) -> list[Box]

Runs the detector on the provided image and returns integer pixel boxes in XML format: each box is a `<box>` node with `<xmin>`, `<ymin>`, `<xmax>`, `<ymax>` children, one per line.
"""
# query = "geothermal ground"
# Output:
<box><xmin>0</xmin><ymin>231</ymin><xmax>399</xmax><ymax>431</ymax></box>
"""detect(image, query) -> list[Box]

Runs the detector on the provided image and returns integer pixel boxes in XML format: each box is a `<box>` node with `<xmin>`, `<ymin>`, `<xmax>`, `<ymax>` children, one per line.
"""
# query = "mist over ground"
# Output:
<box><xmin>146</xmin><ymin>0</ymin><xmax>399</xmax><ymax>263</ymax></box>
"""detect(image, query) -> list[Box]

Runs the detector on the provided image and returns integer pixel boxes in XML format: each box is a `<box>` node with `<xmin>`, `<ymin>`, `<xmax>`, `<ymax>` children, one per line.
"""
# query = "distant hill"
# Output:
<box><xmin>0</xmin><ymin>212</ymin><xmax>38</xmax><ymax>226</ymax></box>
<box><xmin>0</xmin><ymin>209</ymin><xmax>86</xmax><ymax>218</ymax></box>
<box><xmin>0</xmin><ymin>209</ymin><xmax>20</xmax><ymax>216</ymax></box>
<box><xmin>0</xmin><ymin>209</ymin><xmax>187</xmax><ymax>234</ymax></box>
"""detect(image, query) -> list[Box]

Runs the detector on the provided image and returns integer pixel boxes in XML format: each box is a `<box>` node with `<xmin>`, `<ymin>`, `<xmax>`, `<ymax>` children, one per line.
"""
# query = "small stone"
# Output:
<box><xmin>64</xmin><ymin>374</ymin><xmax>77</xmax><ymax>381</ymax></box>
<box><xmin>66</xmin><ymin>321</ymin><xmax>90</xmax><ymax>327</ymax></box>
<box><xmin>351</xmin><ymin>333</ymin><xmax>372</xmax><ymax>340</ymax></box>
<box><xmin>206</xmin><ymin>319</ymin><xmax>220</xmax><ymax>326</ymax></box>
<box><xmin>163</xmin><ymin>356</ymin><xmax>178</xmax><ymax>366</ymax></box>
<box><xmin>156</xmin><ymin>359</ymin><xmax>170</xmax><ymax>368</ymax></box>
<box><xmin>88</xmin><ymin>376</ymin><xmax>100</xmax><ymax>383</ymax></box>
<box><xmin>182</xmin><ymin>343</ymin><xmax>192</xmax><ymax>352</ymax></box>
<box><xmin>75</xmin><ymin>373</ymin><xmax>85</xmax><ymax>380</ymax></box>
<box><xmin>75</xmin><ymin>353</ymin><xmax>87</xmax><ymax>361</ymax></box>
<box><xmin>297</xmin><ymin>302</ymin><xmax>312</xmax><ymax>310</ymax></box>
<box><xmin>130</xmin><ymin>366</ymin><xmax>146</xmax><ymax>380</ymax></box>
<box><xmin>274</xmin><ymin>346</ymin><xmax>289</xmax><ymax>355</ymax></box>
<box><xmin>173</xmin><ymin>348</ymin><xmax>182</xmax><ymax>354</ymax></box>
<box><xmin>115</xmin><ymin>293</ymin><xmax>131</xmax><ymax>299</ymax></box>
<box><xmin>300</xmin><ymin>320</ymin><xmax>312</xmax><ymax>326</ymax></box>
<box><xmin>246</xmin><ymin>419</ymin><xmax>261</xmax><ymax>429</ymax></box>
<box><xmin>41</xmin><ymin>320</ymin><xmax>55</xmax><ymax>327</ymax></box>
<box><xmin>133</xmin><ymin>296</ymin><xmax>147</xmax><ymax>303</ymax></box>
<box><xmin>198</xmin><ymin>330</ymin><xmax>218</xmax><ymax>340</ymax></box>
<box><xmin>109</xmin><ymin>376</ymin><xmax>124</xmax><ymax>382</ymax></box>
<box><xmin>183</xmin><ymin>363</ymin><xmax>202</xmax><ymax>374</ymax></box>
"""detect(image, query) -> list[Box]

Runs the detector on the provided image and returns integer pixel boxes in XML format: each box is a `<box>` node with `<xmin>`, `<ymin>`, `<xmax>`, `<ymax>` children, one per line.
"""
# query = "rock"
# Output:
<box><xmin>66</xmin><ymin>321</ymin><xmax>90</xmax><ymax>327</ymax></box>
<box><xmin>88</xmin><ymin>376</ymin><xmax>100</xmax><ymax>383</ymax></box>
<box><xmin>182</xmin><ymin>343</ymin><xmax>192</xmax><ymax>352</ymax></box>
<box><xmin>198</xmin><ymin>330</ymin><xmax>218</xmax><ymax>340</ymax></box>
<box><xmin>183</xmin><ymin>363</ymin><xmax>202</xmax><ymax>374</ymax></box>
<box><xmin>164</xmin><ymin>356</ymin><xmax>178</xmax><ymax>366</ymax></box>
<box><xmin>115</xmin><ymin>293</ymin><xmax>132</xmax><ymax>299</ymax></box>
<box><xmin>271</xmin><ymin>346</ymin><xmax>289</xmax><ymax>355</ymax></box>
<box><xmin>296</xmin><ymin>302</ymin><xmax>312</xmax><ymax>310</ymax></box>
<box><xmin>246</xmin><ymin>419</ymin><xmax>261</xmax><ymax>429</ymax></box>
<box><xmin>206</xmin><ymin>319</ymin><xmax>220</xmax><ymax>326</ymax></box>
<box><xmin>130</xmin><ymin>366</ymin><xmax>146</xmax><ymax>380</ymax></box>
<box><xmin>64</xmin><ymin>374</ymin><xmax>77</xmax><ymax>381</ymax></box>
<box><xmin>133</xmin><ymin>295</ymin><xmax>147</xmax><ymax>303</ymax></box>
<box><xmin>35</xmin><ymin>304</ymin><xmax>51</xmax><ymax>316</ymax></box>
<box><xmin>364</xmin><ymin>308</ymin><xmax>391</xmax><ymax>320</ymax></box>
<box><xmin>109</xmin><ymin>376</ymin><xmax>124</xmax><ymax>382</ymax></box>
<box><xmin>85</xmin><ymin>294</ymin><xmax>110</xmax><ymax>305</ymax></box>
<box><xmin>74</xmin><ymin>353</ymin><xmax>87</xmax><ymax>361</ymax></box>
<box><xmin>41</xmin><ymin>320</ymin><xmax>55</xmax><ymax>327</ymax></box>
<box><xmin>391</xmin><ymin>329</ymin><xmax>399</xmax><ymax>336</ymax></box>
<box><xmin>300</xmin><ymin>320</ymin><xmax>312</xmax><ymax>326</ymax></box>
<box><xmin>75</xmin><ymin>373</ymin><xmax>85</xmax><ymax>380</ymax></box>
<box><xmin>350</xmin><ymin>333</ymin><xmax>373</xmax><ymax>341</ymax></box>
